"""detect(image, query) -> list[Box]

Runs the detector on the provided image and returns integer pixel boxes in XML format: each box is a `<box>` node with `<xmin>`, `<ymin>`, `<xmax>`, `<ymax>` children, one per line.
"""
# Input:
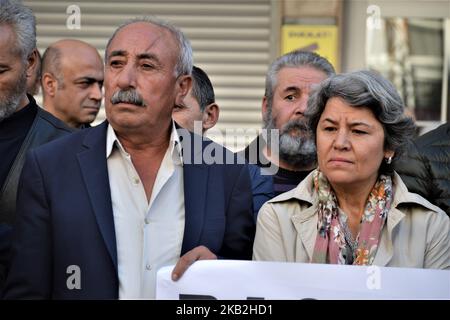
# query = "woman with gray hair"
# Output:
<box><xmin>253</xmin><ymin>70</ymin><xmax>450</xmax><ymax>269</ymax></box>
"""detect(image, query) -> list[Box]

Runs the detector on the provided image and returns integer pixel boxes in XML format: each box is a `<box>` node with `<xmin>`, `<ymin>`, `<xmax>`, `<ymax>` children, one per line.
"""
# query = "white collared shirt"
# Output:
<box><xmin>106</xmin><ymin>122</ymin><xmax>185</xmax><ymax>299</ymax></box>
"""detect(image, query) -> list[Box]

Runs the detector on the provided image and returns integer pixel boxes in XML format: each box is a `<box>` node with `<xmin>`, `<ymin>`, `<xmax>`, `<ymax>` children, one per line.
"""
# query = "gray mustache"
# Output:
<box><xmin>110</xmin><ymin>89</ymin><xmax>146</xmax><ymax>107</ymax></box>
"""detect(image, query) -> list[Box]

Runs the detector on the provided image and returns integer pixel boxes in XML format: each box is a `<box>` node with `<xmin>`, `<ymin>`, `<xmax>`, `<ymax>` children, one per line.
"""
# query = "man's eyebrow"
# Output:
<box><xmin>107</xmin><ymin>51</ymin><xmax>161</xmax><ymax>68</ymax></box>
<box><xmin>74</xmin><ymin>76</ymin><xmax>103</xmax><ymax>83</ymax></box>
<box><xmin>108</xmin><ymin>50</ymin><xmax>127</xmax><ymax>59</ymax></box>
<box><xmin>137</xmin><ymin>53</ymin><xmax>159</xmax><ymax>61</ymax></box>
<box><xmin>283</xmin><ymin>86</ymin><xmax>300</xmax><ymax>93</ymax></box>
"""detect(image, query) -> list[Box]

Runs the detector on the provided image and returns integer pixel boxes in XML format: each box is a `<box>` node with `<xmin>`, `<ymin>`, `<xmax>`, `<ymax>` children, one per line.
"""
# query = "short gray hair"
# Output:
<box><xmin>0</xmin><ymin>0</ymin><xmax>36</xmax><ymax>61</ymax></box>
<box><xmin>306</xmin><ymin>70</ymin><xmax>416</xmax><ymax>172</ymax></box>
<box><xmin>105</xmin><ymin>16</ymin><xmax>193</xmax><ymax>77</ymax></box>
<box><xmin>265</xmin><ymin>50</ymin><xmax>335</xmax><ymax>103</ymax></box>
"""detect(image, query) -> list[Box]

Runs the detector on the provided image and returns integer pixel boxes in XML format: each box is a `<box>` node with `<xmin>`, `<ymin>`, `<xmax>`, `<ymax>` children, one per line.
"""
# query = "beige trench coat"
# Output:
<box><xmin>253</xmin><ymin>171</ymin><xmax>450</xmax><ymax>269</ymax></box>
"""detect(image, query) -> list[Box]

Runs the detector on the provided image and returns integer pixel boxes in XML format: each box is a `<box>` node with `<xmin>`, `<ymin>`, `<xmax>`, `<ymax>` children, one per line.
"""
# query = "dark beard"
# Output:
<box><xmin>263</xmin><ymin>105</ymin><xmax>317</xmax><ymax>169</ymax></box>
<box><xmin>0</xmin><ymin>68</ymin><xmax>27</xmax><ymax>122</ymax></box>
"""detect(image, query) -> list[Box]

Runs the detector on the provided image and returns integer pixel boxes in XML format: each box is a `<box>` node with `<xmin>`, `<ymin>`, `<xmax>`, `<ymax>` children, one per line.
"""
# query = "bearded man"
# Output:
<box><xmin>0</xmin><ymin>0</ymin><xmax>71</xmax><ymax>290</ymax></box>
<box><xmin>241</xmin><ymin>50</ymin><xmax>334</xmax><ymax>197</ymax></box>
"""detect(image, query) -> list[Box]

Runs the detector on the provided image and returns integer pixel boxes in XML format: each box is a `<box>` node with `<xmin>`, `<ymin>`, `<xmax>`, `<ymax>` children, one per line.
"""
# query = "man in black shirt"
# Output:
<box><xmin>0</xmin><ymin>0</ymin><xmax>72</xmax><ymax>290</ymax></box>
<box><xmin>241</xmin><ymin>51</ymin><xmax>334</xmax><ymax>198</ymax></box>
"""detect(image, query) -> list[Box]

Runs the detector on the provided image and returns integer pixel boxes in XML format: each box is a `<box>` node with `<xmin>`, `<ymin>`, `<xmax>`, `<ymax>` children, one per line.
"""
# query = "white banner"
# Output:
<box><xmin>156</xmin><ymin>260</ymin><xmax>450</xmax><ymax>300</ymax></box>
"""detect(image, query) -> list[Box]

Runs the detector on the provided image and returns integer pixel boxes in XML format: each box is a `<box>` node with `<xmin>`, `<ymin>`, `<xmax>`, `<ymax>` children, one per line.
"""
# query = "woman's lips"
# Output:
<box><xmin>328</xmin><ymin>157</ymin><xmax>354</xmax><ymax>164</ymax></box>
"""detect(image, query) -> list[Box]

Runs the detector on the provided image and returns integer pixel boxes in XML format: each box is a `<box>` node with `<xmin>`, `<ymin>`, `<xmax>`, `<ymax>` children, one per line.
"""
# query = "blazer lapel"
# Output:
<box><xmin>180</xmin><ymin>163</ymin><xmax>208</xmax><ymax>255</ymax></box>
<box><xmin>77</xmin><ymin>122</ymin><xmax>117</xmax><ymax>270</ymax></box>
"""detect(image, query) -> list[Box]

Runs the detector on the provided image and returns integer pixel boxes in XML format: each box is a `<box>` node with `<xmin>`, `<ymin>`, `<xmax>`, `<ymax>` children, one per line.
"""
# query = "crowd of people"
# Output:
<box><xmin>0</xmin><ymin>0</ymin><xmax>448</xmax><ymax>299</ymax></box>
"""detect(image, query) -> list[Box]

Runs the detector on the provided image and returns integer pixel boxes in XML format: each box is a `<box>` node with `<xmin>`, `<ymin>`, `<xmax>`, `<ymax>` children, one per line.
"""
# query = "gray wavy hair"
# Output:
<box><xmin>306</xmin><ymin>70</ymin><xmax>416</xmax><ymax>172</ymax></box>
<box><xmin>0</xmin><ymin>0</ymin><xmax>36</xmax><ymax>61</ymax></box>
<box><xmin>105</xmin><ymin>16</ymin><xmax>193</xmax><ymax>77</ymax></box>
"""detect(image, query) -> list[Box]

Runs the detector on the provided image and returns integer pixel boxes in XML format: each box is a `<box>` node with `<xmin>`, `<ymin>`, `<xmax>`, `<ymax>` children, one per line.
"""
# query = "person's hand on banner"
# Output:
<box><xmin>171</xmin><ymin>245</ymin><xmax>217</xmax><ymax>281</ymax></box>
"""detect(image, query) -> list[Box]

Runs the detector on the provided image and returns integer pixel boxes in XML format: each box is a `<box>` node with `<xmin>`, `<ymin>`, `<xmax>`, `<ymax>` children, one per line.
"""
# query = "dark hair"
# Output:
<box><xmin>191</xmin><ymin>66</ymin><xmax>215</xmax><ymax>112</ymax></box>
<box><xmin>306</xmin><ymin>70</ymin><xmax>416</xmax><ymax>174</ymax></box>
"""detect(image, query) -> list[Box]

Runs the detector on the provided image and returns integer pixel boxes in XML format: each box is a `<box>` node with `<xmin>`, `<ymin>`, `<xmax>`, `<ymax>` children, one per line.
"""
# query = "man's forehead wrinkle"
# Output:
<box><xmin>141</xmin><ymin>31</ymin><xmax>164</xmax><ymax>54</ymax></box>
<box><xmin>118</xmin><ymin>31</ymin><xmax>172</xmax><ymax>61</ymax></box>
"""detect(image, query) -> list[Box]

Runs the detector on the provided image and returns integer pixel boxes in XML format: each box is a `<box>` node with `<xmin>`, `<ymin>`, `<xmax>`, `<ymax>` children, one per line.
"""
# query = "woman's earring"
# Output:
<box><xmin>385</xmin><ymin>156</ymin><xmax>392</xmax><ymax>164</ymax></box>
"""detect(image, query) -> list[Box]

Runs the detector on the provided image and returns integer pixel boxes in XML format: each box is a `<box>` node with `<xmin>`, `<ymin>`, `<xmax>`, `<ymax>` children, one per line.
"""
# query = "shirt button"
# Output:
<box><xmin>146</xmin><ymin>264</ymin><xmax>152</xmax><ymax>270</ymax></box>
<box><xmin>144</xmin><ymin>218</ymin><xmax>149</xmax><ymax>224</ymax></box>
<box><xmin>133</xmin><ymin>177</ymin><xmax>140</xmax><ymax>185</ymax></box>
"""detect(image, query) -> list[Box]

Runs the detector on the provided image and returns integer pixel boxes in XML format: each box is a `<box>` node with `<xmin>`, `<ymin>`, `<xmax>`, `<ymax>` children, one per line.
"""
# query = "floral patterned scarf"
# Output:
<box><xmin>311</xmin><ymin>170</ymin><xmax>393</xmax><ymax>265</ymax></box>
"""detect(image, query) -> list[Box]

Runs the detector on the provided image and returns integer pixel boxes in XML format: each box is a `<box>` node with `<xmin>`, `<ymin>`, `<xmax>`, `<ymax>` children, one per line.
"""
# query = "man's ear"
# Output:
<box><xmin>175</xmin><ymin>75</ymin><xmax>192</xmax><ymax>107</ymax></box>
<box><xmin>262</xmin><ymin>96</ymin><xmax>268</xmax><ymax>121</ymax></box>
<box><xmin>202</xmin><ymin>103</ymin><xmax>220</xmax><ymax>132</ymax></box>
<box><xmin>25</xmin><ymin>48</ymin><xmax>38</xmax><ymax>79</ymax></box>
<box><xmin>41</xmin><ymin>72</ymin><xmax>58</xmax><ymax>97</ymax></box>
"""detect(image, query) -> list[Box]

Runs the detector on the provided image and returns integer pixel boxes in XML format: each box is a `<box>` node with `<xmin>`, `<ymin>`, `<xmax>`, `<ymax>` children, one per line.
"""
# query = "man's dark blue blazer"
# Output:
<box><xmin>3</xmin><ymin>122</ymin><xmax>255</xmax><ymax>299</ymax></box>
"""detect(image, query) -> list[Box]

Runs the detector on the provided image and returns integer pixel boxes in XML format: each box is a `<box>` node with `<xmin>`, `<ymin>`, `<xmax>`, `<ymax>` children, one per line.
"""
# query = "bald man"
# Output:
<box><xmin>41</xmin><ymin>39</ymin><xmax>104</xmax><ymax>128</ymax></box>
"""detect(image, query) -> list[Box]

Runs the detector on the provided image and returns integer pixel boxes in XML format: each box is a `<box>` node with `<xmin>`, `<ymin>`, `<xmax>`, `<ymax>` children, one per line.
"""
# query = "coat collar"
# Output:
<box><xmin>276</xmin><ymin>170</ymin><xmax>441</xmax><ymax>265</ymax></box>
<box><xmin>106</xmin><ymin>121</ymin><xmax>184</xmax><ymax>165</ymax></box>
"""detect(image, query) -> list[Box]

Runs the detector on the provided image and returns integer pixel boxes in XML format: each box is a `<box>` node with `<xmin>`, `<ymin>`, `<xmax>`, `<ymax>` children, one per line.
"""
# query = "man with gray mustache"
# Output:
<box><xmin>241</xmin><ymin>50</ymin><xmax>335</xmax><ymax>198</ymax></box>
<box><xmin>4</xmin><ymin>16</ymin><xmax>254</xmax><ymax>299</ymax></box>
<box><xmin>111</xmin><ymin>88</ymin><xmax>146</xmax><ymax>107</ymax></box>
